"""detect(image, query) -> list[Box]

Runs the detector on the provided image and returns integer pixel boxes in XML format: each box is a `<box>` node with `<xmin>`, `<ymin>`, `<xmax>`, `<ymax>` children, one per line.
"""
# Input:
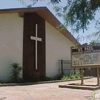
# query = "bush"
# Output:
<box><xmin>10</xmin><ymin>63</ymin><xmax>22</xmax><ymax>82</ymax></box>
<box><xmin>61</xmin><ymin>76</ymin><xmax>70</xmax><ymax>80</ymax></box>
<box><xmin>61</xmin><ymin>73</ymin><xmax>81</xmax><ymax>80</ymax></box>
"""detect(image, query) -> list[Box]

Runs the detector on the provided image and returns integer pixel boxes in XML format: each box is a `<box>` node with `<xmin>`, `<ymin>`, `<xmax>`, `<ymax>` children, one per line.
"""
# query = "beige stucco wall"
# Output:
<box><xmin>45</xmin><ymin>21</ymin><xmax>74</xmax><ymax>78</ymax></box>
<box><xmin>0</xmin><ymin>13</ymin><xmax>23</xmax><ymax>82</ymax></box>
<box><xmin>0</xmin><ymin>13</ymin><xmax>74</xmax><ymax>81</ymax></box>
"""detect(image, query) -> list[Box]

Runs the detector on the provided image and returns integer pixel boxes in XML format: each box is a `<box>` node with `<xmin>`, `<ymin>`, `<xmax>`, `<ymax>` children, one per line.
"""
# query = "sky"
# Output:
<box><xmin>0</xmin><ymin>0</ymin><xmax>99</xmax><ymax>44</ymax></box>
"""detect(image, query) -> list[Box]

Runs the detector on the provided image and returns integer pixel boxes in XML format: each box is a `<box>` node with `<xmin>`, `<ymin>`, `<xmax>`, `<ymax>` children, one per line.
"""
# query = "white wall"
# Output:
<box><xmin>0</xmin><ymin>13</ymin><xmax>23</xmax><ymax>82</ymax></box>
<box><xmin>46</xmin><ymin>21</ymin><xmax>74</xmax><ymax>77</ymax></box>
<box><xmin>0</xmin><ymin>13</ymin><xmax>74</xmax><ymax>81</ymax></box>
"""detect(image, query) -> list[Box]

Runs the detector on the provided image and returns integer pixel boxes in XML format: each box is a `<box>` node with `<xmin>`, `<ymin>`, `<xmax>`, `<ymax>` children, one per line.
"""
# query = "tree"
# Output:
<box><xmin>89</xmin><ymin>40</ymin><xmax>100</xmax><ymax>46</ymax></box>
<box><xmin>19</xmin><ymin>0</ymin><xmax>100</xmax><ymax>34</ymax></box>
<box><xmin>53</xmin><ymin>0</ymin><xmax>100</xmax><ymax>32</ymax></box>
<box><xmin>52</xmin><ymin>0</ymin><xmax>100</xmax><ymax>41</ymax></box>
<box><xmin>18</xmin><ymin>0</ymin><xmax>61</xmax><ymax>7</ymax></box>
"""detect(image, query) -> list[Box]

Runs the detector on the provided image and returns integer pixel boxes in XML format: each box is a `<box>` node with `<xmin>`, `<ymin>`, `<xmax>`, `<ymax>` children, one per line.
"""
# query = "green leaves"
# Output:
<box><xmin>18</xmin><ymin>0</ymin><xmax>39</xmax><ymax>7</ymax></box>
<box><xmin>51</xmin><ymin>0</ymin><xmax>61</xmax><ymax>4</ymax></box>
<box><xmin>10</xmin><ymin>63</ymin><xmax>22</xmax><ymax>83</ymax></box>
<box><xmin>18</xmin><ymin>0</ymin><xmax>100</xmax><ymax>35</ymax></box>
<box><xmin>54</xmin><ymin>0</ymin><xmax>99</xmax><ymax>32</ymax></box>
<box><xmin>56</xmin><ymin>24</ymin><xmax>66</xmax><ymax>32</ymax></box>
<box><xmin>61</xmin><ymin>73</ymin><xmax>81</xmax><ymax>80</ymax></box>
<box><xmin>19</xmin><ymin>0</ymin><xmax>61</xmax><ymax>6</ymax></box>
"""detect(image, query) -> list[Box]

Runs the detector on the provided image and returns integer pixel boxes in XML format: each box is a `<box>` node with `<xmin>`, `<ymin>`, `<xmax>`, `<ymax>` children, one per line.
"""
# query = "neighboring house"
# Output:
<box><xmin>0</xmin><ymin>7</ymin><xmax>79</xmax><ymax>82</ymax></box>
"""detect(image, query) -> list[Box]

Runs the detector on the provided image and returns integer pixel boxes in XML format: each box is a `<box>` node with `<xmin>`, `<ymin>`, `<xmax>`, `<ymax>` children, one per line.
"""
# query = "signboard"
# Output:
<box><xmin>71</xmin><ymin>46</ymin><xmax>100</xmax><ymax>68</ymax></box>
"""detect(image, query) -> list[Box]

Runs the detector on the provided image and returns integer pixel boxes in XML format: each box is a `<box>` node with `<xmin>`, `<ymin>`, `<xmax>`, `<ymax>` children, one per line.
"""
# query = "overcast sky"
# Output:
<box><xmin>0</xmin><ymin>0</ymin><xmax>99</xmax><ymax>44</ymax></box>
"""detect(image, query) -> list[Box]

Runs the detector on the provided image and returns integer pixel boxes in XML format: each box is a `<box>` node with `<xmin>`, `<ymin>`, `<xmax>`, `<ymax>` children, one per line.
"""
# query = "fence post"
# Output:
<box><xmin>74</xmin><ymin>68</ymin><xmax>75</xmax><ymax>75</ymax></box>
<box><xmin>61</xmin><ymin>60</ymin><xmax>64</xmax><ymax>76</ymax></box>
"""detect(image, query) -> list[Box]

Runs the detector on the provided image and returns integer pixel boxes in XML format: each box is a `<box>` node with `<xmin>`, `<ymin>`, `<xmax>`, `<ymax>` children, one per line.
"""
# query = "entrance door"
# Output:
<box><xmin>23</xmin><ymin>13</ymin><xmax>45</xmax><ymax>81</ymax></box>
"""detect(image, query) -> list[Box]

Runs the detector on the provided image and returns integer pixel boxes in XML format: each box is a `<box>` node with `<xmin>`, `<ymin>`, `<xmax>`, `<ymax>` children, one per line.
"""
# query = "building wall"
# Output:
<box><xmin>0</xmin><ymin>13</ymin><xmax>74</xmax><ymax>81</ymax></box>
<box><xmin>45</xmin><ymin>21</ymin><xmax>74</xmax><ymax>77</ymax></box>
<box><xmin>0</xmin><ymin>13</ymin><xmax>23</xmax><ymax>82</ymax></box>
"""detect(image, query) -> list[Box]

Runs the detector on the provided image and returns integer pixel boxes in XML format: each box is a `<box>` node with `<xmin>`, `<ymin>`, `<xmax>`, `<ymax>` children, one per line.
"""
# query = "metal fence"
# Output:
<box><xmin>59</xmin><ymin>60</ymin><xmax>79</xmax><ymax>76</ymax></box>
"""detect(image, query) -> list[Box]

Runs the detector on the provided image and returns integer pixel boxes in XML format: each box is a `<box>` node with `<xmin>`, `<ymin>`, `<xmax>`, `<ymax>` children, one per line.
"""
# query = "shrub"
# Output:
<box><xmin>61</xmin><ymin>73</ymin><xmax>81</xmax><ymax>80</ymax></box>
<box><xmin>10</xmin><ymin>63</ymin><xmax>22</xmax><ymax>82</ymax></box>
<box><xmin>61</xmin><ymin>76</ymin><xmax>70</xmax><ymax>80</ymax></box>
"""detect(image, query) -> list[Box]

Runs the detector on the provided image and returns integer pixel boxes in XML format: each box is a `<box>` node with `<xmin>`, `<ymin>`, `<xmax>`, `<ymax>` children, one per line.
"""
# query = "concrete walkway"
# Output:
<box><xmin>0</xmin><ymin>78</ymin><xmax>99</xmax><ymax>100</ymax></box>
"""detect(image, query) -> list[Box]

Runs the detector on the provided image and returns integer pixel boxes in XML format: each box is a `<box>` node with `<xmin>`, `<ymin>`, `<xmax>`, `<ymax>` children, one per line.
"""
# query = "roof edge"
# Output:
<box><xmin>0</xmin><ymin>7</ymin><xmax>80</xmax><ymax>45</ymax></box>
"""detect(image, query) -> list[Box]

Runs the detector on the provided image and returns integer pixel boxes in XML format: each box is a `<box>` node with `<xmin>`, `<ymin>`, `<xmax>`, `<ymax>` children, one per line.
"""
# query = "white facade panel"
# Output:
<box><xmin>45</xmin><ymin>21</ymin><xmax>73</xmax><ymax>77</ymax></box>
<box><xmin>0</xmin><ymin>13</ymin><xmax>23</xmax><ymax>82</ymax></box>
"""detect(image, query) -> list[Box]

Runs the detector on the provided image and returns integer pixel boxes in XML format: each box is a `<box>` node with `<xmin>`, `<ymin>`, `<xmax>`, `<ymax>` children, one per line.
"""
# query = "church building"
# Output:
<box><xmin>0</xmin><ymin>7</ymin><xmax>79</xmax><ymax>82</ymax></box>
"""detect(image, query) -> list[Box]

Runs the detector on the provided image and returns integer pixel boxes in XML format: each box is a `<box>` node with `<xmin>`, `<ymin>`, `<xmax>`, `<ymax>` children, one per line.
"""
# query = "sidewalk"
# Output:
<box><xmin>0</xmin><ymin>78</ymin><xmax>99</xmax><ymax>100</ymax></box>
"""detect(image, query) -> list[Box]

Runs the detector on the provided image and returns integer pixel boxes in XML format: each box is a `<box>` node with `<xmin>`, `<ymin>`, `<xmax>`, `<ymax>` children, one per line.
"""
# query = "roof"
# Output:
<box><xmin>0</xmin><ymin>7</ymin><xmax>80</xmax><ymax>45</ymax></box>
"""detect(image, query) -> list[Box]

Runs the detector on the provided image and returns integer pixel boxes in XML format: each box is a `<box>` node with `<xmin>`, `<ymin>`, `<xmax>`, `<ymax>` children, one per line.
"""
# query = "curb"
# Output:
<box><xmin>0</xmin><ymin>77</ymin><xmax>92</xmax><ymax>87</ymax></box>
<box><xmin>59</xmin><ymin>84</ymin><xmax>100</xmax><ymax>90</ymax></box>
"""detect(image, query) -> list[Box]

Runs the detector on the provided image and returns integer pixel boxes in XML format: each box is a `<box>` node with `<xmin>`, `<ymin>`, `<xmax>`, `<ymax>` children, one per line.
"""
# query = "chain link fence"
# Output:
<box><xmin>59</xmin><ymin>60</ymin><xmax>79</xmax><ymax>76</ymax></box>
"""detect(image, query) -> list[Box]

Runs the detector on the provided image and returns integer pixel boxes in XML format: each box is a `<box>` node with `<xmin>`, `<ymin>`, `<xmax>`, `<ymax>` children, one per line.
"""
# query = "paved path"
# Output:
<box><xmin>0</xmin><ymin>78</ymin><xmax>99</xmax><ymax>100</ymax></box>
